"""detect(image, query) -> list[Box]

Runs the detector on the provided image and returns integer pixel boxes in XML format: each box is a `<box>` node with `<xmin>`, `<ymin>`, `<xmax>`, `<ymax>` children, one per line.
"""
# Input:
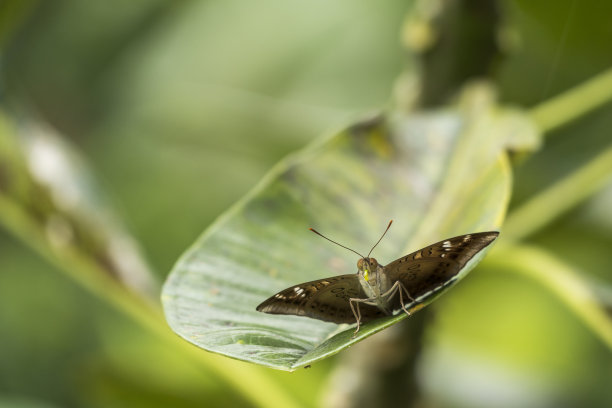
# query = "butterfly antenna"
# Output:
<box><xmin>309</xmin><ymin>228</ymin><xmax>366</xmax><ymax>259</ymax></box>
<box><xmin>367</xmin><ymin>220</ymin><xmax>393</xmax><ymax>258</ymax></box>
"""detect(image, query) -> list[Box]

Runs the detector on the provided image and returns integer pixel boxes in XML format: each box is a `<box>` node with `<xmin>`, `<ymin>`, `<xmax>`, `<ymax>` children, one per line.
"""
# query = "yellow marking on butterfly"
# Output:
<box><xmin>410</xmin><ymin>303</ymin><xmax>426</xmax><ymax>313</ymax></box>
<box><xmin>364</xmin><ymin>269</ymin><xmax>369</xmax><ymax>281</ymax></box>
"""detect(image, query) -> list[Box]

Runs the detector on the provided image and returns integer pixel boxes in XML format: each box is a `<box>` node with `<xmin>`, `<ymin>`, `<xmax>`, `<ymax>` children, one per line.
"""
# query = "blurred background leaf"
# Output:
<box><xmin>2</xmin><ymin>0</ymin><xmax>612</xmax><ymax>407</ymax></box>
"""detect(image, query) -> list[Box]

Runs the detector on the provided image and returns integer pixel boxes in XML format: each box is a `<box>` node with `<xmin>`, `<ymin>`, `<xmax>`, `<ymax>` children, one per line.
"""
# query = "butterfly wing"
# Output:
<box><xmin>256</xmin><ymin>275</ymin><xmax>385</xmax><ymax>324</ymax></box>
<box><xmin>383</xmin><ymin>231</ymin><xmax>499</xmax><ymax>309</ymax></box>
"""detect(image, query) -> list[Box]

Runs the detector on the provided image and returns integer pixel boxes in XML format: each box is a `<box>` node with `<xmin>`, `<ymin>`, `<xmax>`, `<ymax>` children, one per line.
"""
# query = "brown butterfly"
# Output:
<box><xmin>257</xmin><ymin>221</ymin><xmax>498</xmax><ymax>335</ymax></box>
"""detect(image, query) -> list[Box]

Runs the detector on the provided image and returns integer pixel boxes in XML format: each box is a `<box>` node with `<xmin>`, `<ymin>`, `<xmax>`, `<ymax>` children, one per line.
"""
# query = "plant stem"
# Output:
<box><xmin>502</xmin><ymin>143</ymin><xmax>612</xmax><ymax>243</ymax></box>
<box><xmin>484</xmin><ymin>245</ymin><xmax>612</xmax><ymax>350</ymax></box>
<box><xmin>529</xmin><ymin>66</ymin><xmax>612</xmax><ymax>135</ymax></box>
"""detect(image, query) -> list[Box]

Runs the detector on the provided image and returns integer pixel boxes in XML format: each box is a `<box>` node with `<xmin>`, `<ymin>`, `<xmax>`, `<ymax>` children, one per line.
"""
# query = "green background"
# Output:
<box><xmin>2</xmin><ymin>1</ymin><xmax>612</xmax><ymax>407</ymax></box>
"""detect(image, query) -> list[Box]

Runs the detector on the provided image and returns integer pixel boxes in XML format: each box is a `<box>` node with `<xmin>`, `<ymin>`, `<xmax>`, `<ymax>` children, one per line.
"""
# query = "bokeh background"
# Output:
<box><xmin>2</xmin><ymin>1</ymin><xmax>612</xmax><ymax>407</ymax></box>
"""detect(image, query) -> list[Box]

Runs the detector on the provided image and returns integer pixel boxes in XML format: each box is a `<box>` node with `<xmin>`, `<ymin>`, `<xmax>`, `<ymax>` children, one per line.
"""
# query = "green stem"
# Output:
<box><xmin>0</xmin><ymin>197</ymin><xmax>303</xmax><ymax>408</ymax></box>
<box><xmin>502</xmin><ymin>143</ymin><xmax>612</xmax><ymax>243</ymax></box>
<box><xmin>529</xmin><ymin>66</ymin><xmax>612</xmax><ymax>134</ymax></box>
<box><xmin>484</xmin><ymin>245</ymin><xmax>612</xmax><ymax>350</ymax></box>
<box><xmin>503</xmin><ymin>67</ymin><xmax>612</xmax><ymax>244</ymax></box>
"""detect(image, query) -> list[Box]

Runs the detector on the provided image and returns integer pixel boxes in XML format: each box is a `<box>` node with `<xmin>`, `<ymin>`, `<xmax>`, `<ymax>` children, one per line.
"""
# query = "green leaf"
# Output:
<box><xmin>162</xmin><ymin>83</ymin><xmax>540</xmax><ymax>371</ymax></box>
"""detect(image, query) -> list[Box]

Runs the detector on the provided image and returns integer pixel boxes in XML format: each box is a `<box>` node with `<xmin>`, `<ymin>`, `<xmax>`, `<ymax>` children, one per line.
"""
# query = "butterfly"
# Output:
<box><xmin>256</xmin><ymin>220</ymin><xmax>498</xmax><ymax>336</ymax></box>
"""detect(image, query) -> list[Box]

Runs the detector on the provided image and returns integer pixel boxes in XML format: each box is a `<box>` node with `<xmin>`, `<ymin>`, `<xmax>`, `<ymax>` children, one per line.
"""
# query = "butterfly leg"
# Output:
<box><xmin>396</xmin><ymin>281</ymin><xmax>415</xmax><ymax>317</ymax></box>
<box><xmin>349</xmin><ymin>297</ymin><xmax>377</xmax><ymax>338</ymax></box>
<box><xmin>380</xmin><ymin>281</ymin><xmax>415</xmax><ymax>317</ymax></box>
<box><xmin>348</xmin><ymin>299</ymin><xmax>361</xmax><ymax>336</ymax></box>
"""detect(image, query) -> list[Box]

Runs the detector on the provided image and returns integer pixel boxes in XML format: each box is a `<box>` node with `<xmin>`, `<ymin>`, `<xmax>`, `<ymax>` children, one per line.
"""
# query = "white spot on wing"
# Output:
<box><xmin>442</xmin><ymin>240</ymin><xmax>452</xmax><ymax>248</ymax></box>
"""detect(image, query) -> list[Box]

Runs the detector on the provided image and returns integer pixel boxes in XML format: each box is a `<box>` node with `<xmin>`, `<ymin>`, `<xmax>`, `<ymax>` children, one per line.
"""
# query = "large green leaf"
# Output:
<box><xmin>162</xmin><ymin>84</ymin><xmax>539</xmax><ymax>371</ymax></box>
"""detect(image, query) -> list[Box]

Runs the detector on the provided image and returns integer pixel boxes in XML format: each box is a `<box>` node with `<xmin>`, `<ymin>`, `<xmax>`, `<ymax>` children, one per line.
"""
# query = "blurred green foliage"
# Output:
<box><xmin>1</xmin><ymin>1</ymin><xmax>612</xmax><ymax>407</ymax></box>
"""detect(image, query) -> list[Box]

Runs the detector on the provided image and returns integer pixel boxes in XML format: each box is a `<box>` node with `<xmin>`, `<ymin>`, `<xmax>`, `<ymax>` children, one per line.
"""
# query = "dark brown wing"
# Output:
<box><xmin>384</xmin><ymin>231</ymin><xmax>499</xmax><ymax>308</ymax></box>
<box><xmin>256</xmin><ymin>275</ymin><xmax>385</xmax><ymax>324</ymax></box>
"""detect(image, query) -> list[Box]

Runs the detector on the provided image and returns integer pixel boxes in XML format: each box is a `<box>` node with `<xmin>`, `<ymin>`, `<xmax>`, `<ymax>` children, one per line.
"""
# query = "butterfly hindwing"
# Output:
<box><xmin>256</xmin><ymin>275</ymin><xmax>384</xmax><ymax>324</ymax></box>
<box><xmin>383</xmin><ymin>231</ymin><xmax>499</xmax><ymax>308</ymax></box>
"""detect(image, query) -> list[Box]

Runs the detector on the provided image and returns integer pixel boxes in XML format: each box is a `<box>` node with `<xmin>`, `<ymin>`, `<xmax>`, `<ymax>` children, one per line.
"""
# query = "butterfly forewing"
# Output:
<box><xmin>383</xmin><ymin>231</ymin><xmax>499</xmax><ymax>309</ymax></box>
<box><xmin>257</xmin><ymin>230</ymin><xmax>499</xmax><ymax>327</ymax></box>
<box><xmin>256</xmin><ymin>275</ymin><xmax>384</xmax><ymax>324</ymax></box>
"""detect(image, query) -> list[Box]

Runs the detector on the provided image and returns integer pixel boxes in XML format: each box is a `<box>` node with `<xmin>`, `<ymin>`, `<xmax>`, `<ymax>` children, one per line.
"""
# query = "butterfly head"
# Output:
<box><xmin>357</xmin><ymin>258</ymin><xmax>378</xmax><ymax>282</ymax></box>
<box><xmin>309</xmin><ymin>221</ymin><xmax>391</xmax><ymax>284</ymax></box>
